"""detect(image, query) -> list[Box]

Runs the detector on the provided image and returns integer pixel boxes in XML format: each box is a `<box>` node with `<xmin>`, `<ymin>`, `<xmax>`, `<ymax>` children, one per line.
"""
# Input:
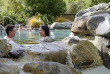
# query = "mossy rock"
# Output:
<box><xmin>23</xmin><ymin>62</ymin><xmax>78</xmax><ymax>74</ymax></box>
<box><xmin>70</xmin><ymin>40</ymin><xmax>102</xmax><ymax>69</ymax></box>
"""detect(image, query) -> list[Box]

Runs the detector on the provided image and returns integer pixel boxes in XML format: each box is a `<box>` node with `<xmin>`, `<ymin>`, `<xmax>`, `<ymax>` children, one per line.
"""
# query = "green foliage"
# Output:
<box><xmin>25</xmin><ymin>0</ymin><xmax>66</xmax><ymax>24</ymax></box>
<box><xmin>0</xmin><ymin>0</ymin><xmax>66</xmax><ymax>25</ymax></box>
<box><xmin>39</xmin><ymin>14</ymin><xmax>54</xmax><ymax>24</ymax></box>
<box><xmin>90</xmin><ymin>0</ymin><xmax>110</xmax><ymax>6</ymax></box>
<box><xmin>64</xmin><ymin>0</ymin><xmax>110</xmax><ymax>14</ymax></box>
<box><xmin>0</xmin><ymin>0</ymin><xmax>29</xmax><ymax>26</ymax></box>
<box><xmin>66</xmin><ymin>0</ymin><xmax>86</xmax><ymax>14</ymax></box>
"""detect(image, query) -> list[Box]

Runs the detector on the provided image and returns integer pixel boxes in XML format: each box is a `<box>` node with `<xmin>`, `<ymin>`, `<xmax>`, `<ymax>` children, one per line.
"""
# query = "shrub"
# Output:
<box><xmin>66</xmin><ymin>1</ymin><xmax>85</xmax><ymax>14</ymax></box>
<box><xmin>27</xmin><ymin>17</ymin><xmax>44</xmax><ymax>28</ymax></box>
<box><xmin>54</xmin><ymin>16</ymin><xmax>69</xmax><ymax>22</ymax></box>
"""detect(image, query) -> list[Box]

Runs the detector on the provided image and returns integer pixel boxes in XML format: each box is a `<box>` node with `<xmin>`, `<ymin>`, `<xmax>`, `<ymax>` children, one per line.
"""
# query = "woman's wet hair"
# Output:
<box><xmin>41</xmin><ymin>25</ymin><xmax>49</xmax><ymax>36</ymax></box>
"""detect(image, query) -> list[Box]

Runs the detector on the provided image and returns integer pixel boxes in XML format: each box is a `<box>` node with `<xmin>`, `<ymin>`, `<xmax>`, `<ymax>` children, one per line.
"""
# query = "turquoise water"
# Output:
<box><xmin>0</xmin><ymin>29</ymin><xmax>71</xmax><ymax>43</ymax></box>
<box><xmin>0</xmin><ymin>30</ymin><xmax>5</xmax><ymax>38</ymax></box>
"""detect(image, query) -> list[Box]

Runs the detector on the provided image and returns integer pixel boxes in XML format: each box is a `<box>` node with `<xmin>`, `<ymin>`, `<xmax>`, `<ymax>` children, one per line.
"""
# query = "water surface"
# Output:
<box><xmin>0</xmin><ymin>29</ymin><xmax>71</xmax><ymax>44</ymax></box>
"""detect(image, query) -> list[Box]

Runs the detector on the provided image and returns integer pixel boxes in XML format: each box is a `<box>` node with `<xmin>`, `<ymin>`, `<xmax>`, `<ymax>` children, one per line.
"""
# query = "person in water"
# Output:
<box><xmin>39</xmin><ymin>25</ymin><xmax>53</xmax><ymax>42</ymax></box>
<box><xmin>18</xmin><ymin>24</ymin><xmax>23</xmax><ymax>31</ymax></box>
<box><xmin>5</xmin><ymin>25</ymin><xmax>16</xmax><ymax>44</ymax></box>
<box><xmin>29</xmin><ymin>26</ymin><xmax>35</xmax><ymax>32</ymax></box>
<box><xmin>4</xmin><ymin>25</ymin><xmax>24</xmax><ymax>58</ymax></box>
<box><xmin>4</xmin><ymin>25</ymin><xmax>23</xmax><ymax>48</ymax></box>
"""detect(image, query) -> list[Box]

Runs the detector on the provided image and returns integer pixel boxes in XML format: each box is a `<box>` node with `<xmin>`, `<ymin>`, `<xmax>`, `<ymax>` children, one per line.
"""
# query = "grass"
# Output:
<box><xmin>54</xmin><ymin>16</ymin><xmax>69</xmax><ymax>22</ymax></box>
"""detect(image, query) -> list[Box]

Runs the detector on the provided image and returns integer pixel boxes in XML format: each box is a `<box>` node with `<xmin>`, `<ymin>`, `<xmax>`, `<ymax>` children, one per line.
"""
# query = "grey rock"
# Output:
<box><xmin>23</xmin><ymin>61</ymin><xmax>78</xmax><ymax>74</ymax></box>
<box><xmin>9</xmin><ymin>49</ymin><xmax>24</xmax><ymax>58</ymax></box>
<box><xmin>51</xmin><ymin>22</ymin><xmax>73</xmax><ymax>29</ymax></box>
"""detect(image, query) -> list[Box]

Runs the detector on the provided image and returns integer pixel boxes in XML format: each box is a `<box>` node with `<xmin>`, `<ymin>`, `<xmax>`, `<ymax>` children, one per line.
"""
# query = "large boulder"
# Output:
<box><xmin>70</xmin><ymin>40</ymin><xmax>102</xmax><ymax>69</ymax></box>
<box><xmin>0</xmin><ymin>39</ymin><xmax>24</xmax><ymax>59</ymax></box>
<box><xmin>75</xmin><ymin>3</ymin><xmax>110</xmax><ymax>20</ymax></box>
<box><xmin>23</xmin><ymin>61</ymin><xmax>81</xmax><ymax>74</ymax></box>
<box><xmin>21</xmin><ymin>41</ymin><xmax>70</xmax><ymax>64</ymax></box>
<box><xmin>51</xmin><ymin>22</ymin><xmax>72</xmax><ymax>29</ymax></box>
<box><xmin>71</xmin><ymin>3</ymin><xmax>110</xmax><ymax>39</ymax></box>
<box><xmin>71</xmin><ymin>17</ymin><xmax>88</xmax><ymax>35</ymax></box>
<box><xmin>0</xmin><ymin>63</ymin><xmax>19</xmax><ymax>74</ymax></box>
<box><xmin>71</xmin><ymin>14</ymin><xmax>110</xmax><ymax>39</ymax></box>
<box><xmin>70</xmin><ymin>4</ymin><xmax>110</xmax><ymax>66</ymax></box>
<box><xmin>91</xmin><ymin>36</ymin><xmax>110</xmax><ymax>69</ymax></box>
<box><xmin>87</xmin><ymin>14</ymin><xmax>110</xmax><ymax>38</ymax></box>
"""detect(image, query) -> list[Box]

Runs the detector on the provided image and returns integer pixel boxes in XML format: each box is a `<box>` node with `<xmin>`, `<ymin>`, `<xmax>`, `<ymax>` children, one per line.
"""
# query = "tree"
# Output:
<box><xmin>65</xmin><ymin>0</ymin><xmax>87</xmax><ymax>14</ymax></box>
<box><xmin>90</xmin><ymin>0</ymin><xmax>110</xmax><ymax>6</ymax></box>
<box><xmin>0</xmin><ymin>0</ymin><xmax>66</xmax><ymax>25</ymax></box>
<box><xmin>25</xmin><ymin>0</ymin><xmax>66</xmax><ymax>24</ymax></box>
<box><xmin>0</xmin><ymin>0</ymin><xmax>29</xmax><ymax>25</ymax></box>
<box><xmin>64</xmin><ymin>0</ymin><xmax>110</xmax><ymax>14</ymax></box>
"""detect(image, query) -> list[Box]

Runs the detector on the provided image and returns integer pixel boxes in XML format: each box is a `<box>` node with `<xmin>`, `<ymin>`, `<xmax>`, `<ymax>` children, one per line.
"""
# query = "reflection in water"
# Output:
<box><xmin>18</xmin><ymin>30</ymin><xmax>21</xmax><ymax>40</ymax></box>
<box><xmin>50</xmin><ymin>31</ymin><xmax>55</xmax><ymax>40</ymax></box>
<box><xmin>28</xmin><ymin>31</ymin><xmax>35</xmax><ymax>39</ymax></box>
